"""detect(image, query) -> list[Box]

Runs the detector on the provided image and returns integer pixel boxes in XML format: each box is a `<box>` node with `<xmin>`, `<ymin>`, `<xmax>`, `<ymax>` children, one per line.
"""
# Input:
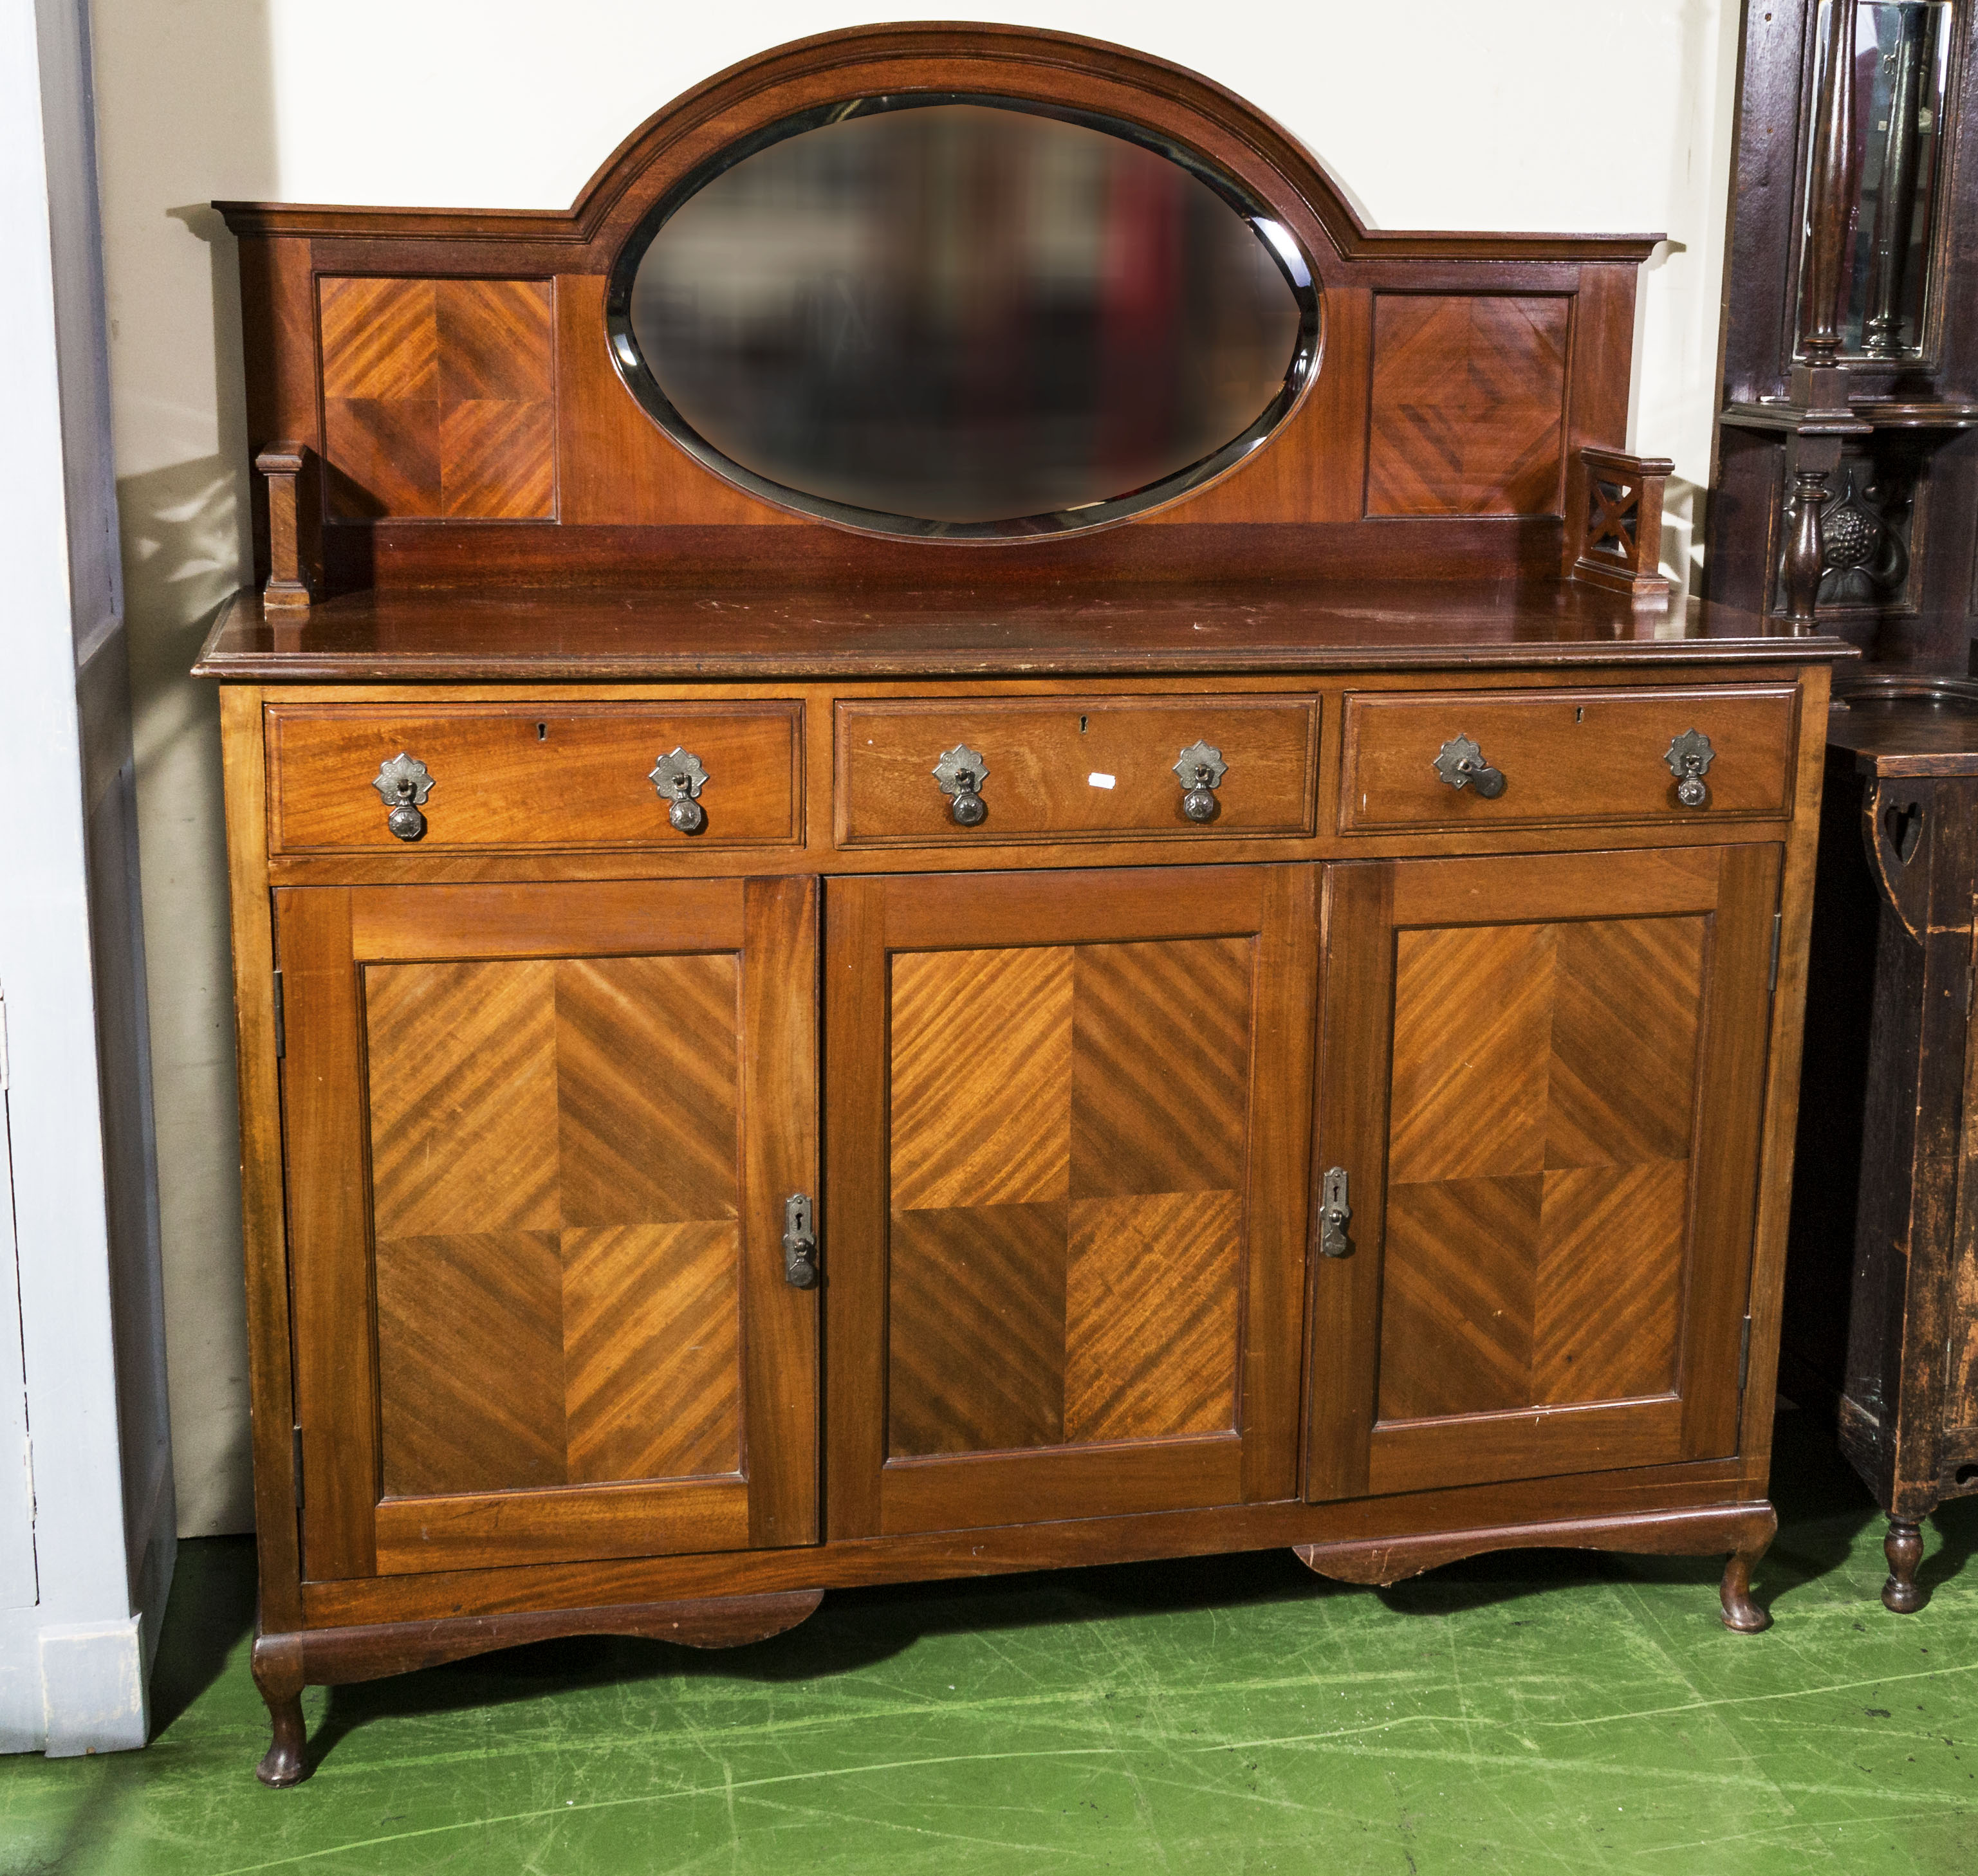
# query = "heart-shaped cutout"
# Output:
<box><xmin>1883</xmin><ymin>799</ymin><xmax>1925</xmax><ymax>866</ymax></box>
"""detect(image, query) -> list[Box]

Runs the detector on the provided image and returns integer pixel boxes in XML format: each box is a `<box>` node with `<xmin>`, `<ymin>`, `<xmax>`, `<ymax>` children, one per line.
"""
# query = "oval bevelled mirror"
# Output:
<box><xmin>606</xmin><ymin>97</ymin><xmax>1320</xmax><ymax>538</ymax></box>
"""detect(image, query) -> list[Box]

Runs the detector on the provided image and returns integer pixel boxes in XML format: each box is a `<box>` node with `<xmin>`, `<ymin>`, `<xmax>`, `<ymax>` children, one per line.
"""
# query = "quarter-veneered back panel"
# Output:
<box><xmin>223</xmin><ymin>23</ymin><xmax>1652</xmax><ymax>589</ymax></box>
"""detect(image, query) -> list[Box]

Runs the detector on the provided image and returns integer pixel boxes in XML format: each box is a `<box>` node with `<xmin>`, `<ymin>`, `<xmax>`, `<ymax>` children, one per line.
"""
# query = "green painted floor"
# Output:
<box><xmin>4</xmin><ymin>1412</ymin><xmax>1974</xmax><ymax>1875</ymax></box>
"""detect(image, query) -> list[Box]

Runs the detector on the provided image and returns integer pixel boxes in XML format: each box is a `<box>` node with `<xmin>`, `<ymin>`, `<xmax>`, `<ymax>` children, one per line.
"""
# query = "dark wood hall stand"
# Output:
<box><xmin>199</xmin><ymin>23</ymin><xmax>1853</xmax><ymax>1783</ymax></box>
<box><xmin>1706</xmin><ymin>5</ymin><xmax>1978</xmax><ymax>1608</ymax></box>
<box><xmin>1784</xmin><ymin>676</ymin><xmax>1978</xmax><ymax>1609</ymax></box>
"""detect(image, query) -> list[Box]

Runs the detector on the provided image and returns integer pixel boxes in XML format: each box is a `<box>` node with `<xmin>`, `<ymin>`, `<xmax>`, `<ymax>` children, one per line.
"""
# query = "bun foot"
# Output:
<box><xmin>1720</xmin><ymin>1545</ymin><xmax>1771</xmax><ymax>1632</ymax></box>
<box><xmin>1882</xmin><ymin>1517</ymin><xmax>1927</xmax><ymax>1614</ymax></box>
<box><xmin>254</xmin><ymin>1692</ymin><xmax>308</xmax><ymax>1786</ymax></box>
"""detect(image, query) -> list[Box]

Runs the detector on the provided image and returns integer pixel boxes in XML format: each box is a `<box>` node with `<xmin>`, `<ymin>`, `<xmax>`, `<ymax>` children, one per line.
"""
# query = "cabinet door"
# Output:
<box><xmin>276</xmin><ymin>878</ymin><xmax>817</xmax><ymax>1579</ymax></box>
<box><xmin>1309</xmin><ymin>846</ymin><xmax>1779</xmax><ymax>1500</ymax></box>
<box><xmin>826</xmin><ymin>865</ymin><xmax>1317</xmax><ymax>1537</ymax></box>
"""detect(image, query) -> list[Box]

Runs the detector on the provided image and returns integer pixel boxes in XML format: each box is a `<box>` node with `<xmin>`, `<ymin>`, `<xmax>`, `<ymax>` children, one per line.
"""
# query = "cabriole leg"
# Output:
<box><xmin>1882</xmin><ymin>1516</ymin><xmax>1927</xmax><ymax>1614</ymax></box>
<box><xmin>1719</xmin><ymin>1529</ymin><xmax>1773</xmax><ymax>1633</ymax></box>
<box><xmin>252</xmin><ymin>1633</ymin><xmax>309</xmax><ymax>1786</ymax></box>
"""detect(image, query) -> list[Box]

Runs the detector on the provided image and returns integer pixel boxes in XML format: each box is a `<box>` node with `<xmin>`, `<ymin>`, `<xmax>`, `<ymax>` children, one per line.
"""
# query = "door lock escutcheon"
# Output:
<box><xmin>1318</xmin><ymin>1166</ymin><xmax>1353</xmax><ymax>1258</ymax></box>
<box><xmin>782</xmin><ymin>1193</ymin><xmax>819</xmax><ymax>1289</ymax></box>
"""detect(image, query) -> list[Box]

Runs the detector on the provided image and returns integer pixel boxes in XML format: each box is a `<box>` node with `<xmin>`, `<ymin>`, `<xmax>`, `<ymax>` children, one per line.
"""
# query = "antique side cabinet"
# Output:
<box><xmin>199</xmin><ymin>23</ymin><xmax>1855</xmax><ymax>1783</ymax></box>
<box><xmin>1784</xmin><ymin>675</ymin><xmax>1978</xmax><ymax>1608</ymax></box>
<box><xmin>1706</xmin><ymin>0</ymin><xmax>1978</xmax><ymax>1612</ymax></box>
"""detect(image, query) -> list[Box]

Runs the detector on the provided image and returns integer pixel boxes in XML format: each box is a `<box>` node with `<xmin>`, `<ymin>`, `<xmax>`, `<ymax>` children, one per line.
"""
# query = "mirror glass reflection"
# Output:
<box><xmin>1804</xmin><ymin>1</ymin><xmax>1952</xmax><ymax>358</ymax></box>
<box><xmin>618</xmin><ymin>101</ymin><xmax>1313</xmax><ymax>535</ymax></box>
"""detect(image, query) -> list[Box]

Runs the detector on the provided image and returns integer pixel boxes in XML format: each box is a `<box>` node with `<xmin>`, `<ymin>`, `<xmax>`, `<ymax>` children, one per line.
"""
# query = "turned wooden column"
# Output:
<box><xmin>1796</xmin><ymin>0</ymin><xmax>1860</xmax><ymax>405</ymax></box>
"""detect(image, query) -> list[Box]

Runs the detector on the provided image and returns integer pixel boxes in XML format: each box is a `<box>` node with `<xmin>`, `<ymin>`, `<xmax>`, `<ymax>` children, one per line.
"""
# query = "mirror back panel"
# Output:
<box><xmin>219</xmin><ymin>22</ymin><xmax>1658</xmax><ymax>591</ymax></box>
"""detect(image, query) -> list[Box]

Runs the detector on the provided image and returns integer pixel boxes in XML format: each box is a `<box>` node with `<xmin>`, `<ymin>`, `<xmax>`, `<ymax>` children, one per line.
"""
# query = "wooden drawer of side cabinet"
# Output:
<box><xmin>266</xmin><ymin>702</ymin><xmax>802</xmax><ymax>852</ymax></box>
<box><xmin>835</xmin><ymin>695</ymin><xmax>1318</xmax><ymax>846</ymax></box>
<box><xmin>1338</xmin><ymin>685</ymin><xmax>1798</xmax><ymax>832</ymax></box>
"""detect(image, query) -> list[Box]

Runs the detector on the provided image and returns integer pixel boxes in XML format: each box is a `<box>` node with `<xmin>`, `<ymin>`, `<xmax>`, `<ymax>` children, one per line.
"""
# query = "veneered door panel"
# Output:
<box><xmin>1308</xmin><ymin>845</ymin><xmax>1779</xmax><ymax>1501</ymax></box>
<box><xmin>278</xmin><ymin>876</ymin><xmax>817</xmax><ymax>1579</ymax></box>
<box><xmin>826</xmin><ymin>864</ymin><xmax>1317</xmax><ymax>1538</ymax></box>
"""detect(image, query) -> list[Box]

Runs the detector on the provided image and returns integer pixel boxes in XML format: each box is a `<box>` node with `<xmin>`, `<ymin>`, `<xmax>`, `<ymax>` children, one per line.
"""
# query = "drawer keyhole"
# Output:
<box><xmin>537</xmin><ymin>722</ymin><xmax>548</xmax><ymax>741</ymax></box>
<box><xmin>1079</xmin><ymin>715</ymin><xmax>1088</xmax><ymax>733</ymax></box>
<box><xmin>1575</xmin><ymin>707</ymin><xmax>1584</xmax><ymax>723</ymax></box>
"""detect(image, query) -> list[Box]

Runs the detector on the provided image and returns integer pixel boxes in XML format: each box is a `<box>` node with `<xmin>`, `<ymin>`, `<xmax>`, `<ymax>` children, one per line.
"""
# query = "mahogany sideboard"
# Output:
<box><xmin>198</xmin><ymin>23</ymin><xmax>1856</xmax><ymax>1783</ymax></box>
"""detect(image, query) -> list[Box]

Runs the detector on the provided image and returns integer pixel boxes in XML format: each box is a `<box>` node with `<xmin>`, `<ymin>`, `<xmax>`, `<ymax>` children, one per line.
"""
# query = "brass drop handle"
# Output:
<box><xmin>782</xmin><ymin>1193</ymin><xmax>818</xmax><ymax>1289</ymax></box>
<box><xmin>934</xmin><ymin>744</ymin><xmax>988</xmax><ymax>827</ymax></box>
<box><xmin>1174</xmin><ymin>740</ymin><xmax>1227</xmax><ymax>823</ymax></box>
<box><xmin>1665</xmin><ymin>729</ymin><xmax>1715</xmax><ymax>809</ymax></box>
<box><xmin>1318</xmin><ymin>1166</ymin><xmax>1353</xmax><ymax>1258</ymax></box>
<box><xmin>372</xmin><ymin>753</ymin><xmax>434</xmax><ymax>841</ymax></box>
<box><xmin>649</xmin><ymin>748</ymin><xmax>709</xmax><ymax>834</ymax></box>
<box><xmin>1432</xmin><ymin>734</ymin><xmax>1506</xmax><ymax>800</ymax></box>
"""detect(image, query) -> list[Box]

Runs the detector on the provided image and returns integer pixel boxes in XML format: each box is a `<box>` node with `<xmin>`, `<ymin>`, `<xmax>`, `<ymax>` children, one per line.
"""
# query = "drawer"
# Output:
<box><xmin>266</xmin><ymin>702</ymin><xmax>802</xmax><ymax>852</ymax></box>
<box><xmin>1338</xmin><ymin>685</ymin><xmax>1798</xmax><ymax>832</ymax></box>
<box><xmin>835</xmin><ymin>695</ymin><xmax>1319</xmax><ymax>845</ymax></box>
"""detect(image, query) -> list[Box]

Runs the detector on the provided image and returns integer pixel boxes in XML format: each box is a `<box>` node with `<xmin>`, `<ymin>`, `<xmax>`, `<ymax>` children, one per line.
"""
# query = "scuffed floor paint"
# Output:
<box><xmin>1</xmin><ymin>1412</ymin><xmax>1972</xmax><ymax>1875</ymax></box>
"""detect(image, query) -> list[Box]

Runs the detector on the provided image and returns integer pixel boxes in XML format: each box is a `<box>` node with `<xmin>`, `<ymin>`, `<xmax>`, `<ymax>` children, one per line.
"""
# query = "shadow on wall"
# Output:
<box><xmin>118</xmin><ymin>468</ymin><xmax>254</xmax><ymax>1534</ymax></box>
<box><xmin>127</xmin><ymin>207</ymin><xmax>260</xmax><ymax>1539</ymax></box>
<box><xmin>96</xmin><ymin>0</ymin><xmax>280</xmax><ymax>1538</ymax></box>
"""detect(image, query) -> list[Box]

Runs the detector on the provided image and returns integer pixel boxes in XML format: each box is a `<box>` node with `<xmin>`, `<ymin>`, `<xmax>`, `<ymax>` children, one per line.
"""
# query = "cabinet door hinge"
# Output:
<box><xmin>272</xmin><ymin>969</ymin><xmax>286</xmax><ymax>1060</ymax></box>
<box><xmin>1768</xmin><ymin>914</ymin><xmax>1782</xmax><ymax>998</ymax></box>
<box><xmin>291</xmin><ymin>1424</ymin><xmax>304</xmax><ymax>1511</ymax></box>
<box><xmin>1737</xmin><ymin>1315</ymin><xmax>1753</xmax><ymax>1394</ymax></box>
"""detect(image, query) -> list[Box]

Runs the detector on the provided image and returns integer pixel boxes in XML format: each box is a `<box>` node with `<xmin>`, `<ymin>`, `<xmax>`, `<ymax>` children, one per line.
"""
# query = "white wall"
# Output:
<box><xmin>90</xmin><ymin>0</ymin><xmax>1745</xmax><ymax>1535</ymax></box>
<box><xmin>0</xmin><ymin>0</ymin><xmax>172</xmax><ymax>1755</ymax></box>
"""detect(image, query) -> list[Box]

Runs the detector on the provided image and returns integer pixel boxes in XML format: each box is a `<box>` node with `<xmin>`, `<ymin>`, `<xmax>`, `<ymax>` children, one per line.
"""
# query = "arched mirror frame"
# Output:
<box><xmin>576</xmin><ymin>26</ymin><xmax>1350</xmax><ymax>544</ymax></box>
<box><xmin>601</xmin><ymin>91</ymin><xmax>1324</xmax><ymax>541</ymax></box>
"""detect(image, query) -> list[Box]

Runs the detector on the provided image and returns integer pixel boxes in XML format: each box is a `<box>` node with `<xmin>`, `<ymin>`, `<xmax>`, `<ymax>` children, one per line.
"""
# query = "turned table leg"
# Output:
<box><xmin>1882</xmin><ymin>1516</ymin><xmax>1927</xmax><ymax>1614</ymax></box>
<box><xmin>252</xmin><ymin>1633</ymin><xmax>309</xmax><ymax>1786</ymax></box>
<box><xmin>1719</xmin><ymin>1529</ymin><xmax>1773</xmax><ymax>1632</ymax></box>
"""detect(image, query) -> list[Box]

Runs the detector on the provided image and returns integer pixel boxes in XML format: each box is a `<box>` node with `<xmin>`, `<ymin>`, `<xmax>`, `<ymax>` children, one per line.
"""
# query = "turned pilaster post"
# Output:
<box><xmin>1782</xmin><ymin>460</ymin><xmax>1835</xmax><ymax>629</ymax></box>
<box><xmin>1795</xmin><ymin>0</ymin><xmax>1860</xmax><ymax>414</ymax></box>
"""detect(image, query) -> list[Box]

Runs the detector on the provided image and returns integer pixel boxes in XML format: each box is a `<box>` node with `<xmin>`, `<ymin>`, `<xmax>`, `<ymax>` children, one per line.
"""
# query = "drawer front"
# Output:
<box><xmin>1339</xmin><ymin>685</ymin><xmax>1798</xmax><ymax>832</ymax></box>
<box><xmin>268</xmin><ymin>703</ymin><xmax>802</xmax><ymax>851</ymax></box>
<box><xmin>835</xmin><ymin>695</ymin><xmax>1319</xmax><ymax>846</ymax></box>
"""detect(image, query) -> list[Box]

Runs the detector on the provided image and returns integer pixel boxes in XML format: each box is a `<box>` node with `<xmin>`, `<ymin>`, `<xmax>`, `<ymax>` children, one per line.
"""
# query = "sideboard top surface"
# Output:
<box><xmin>194</xmin><ymin>584</ymin><xmax>1856</xmax><ymax>685</ymax></box>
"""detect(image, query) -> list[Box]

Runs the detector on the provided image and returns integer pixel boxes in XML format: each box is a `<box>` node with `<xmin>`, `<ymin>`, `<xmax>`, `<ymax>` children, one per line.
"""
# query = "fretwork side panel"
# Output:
<box><xmin>365</xmin><ymin>952</ymin><xmax>743</xmax><ymax>1497</ymax></box>
<box><xmin>1377</xmin><ymin>915</ymin><xmax>1705</xmax><ymax>1422</ymax></box>
<box><xmin>885</xmin><ymin>936</ymin><xmax>1252</xmax><ymax>1458</ymax></box>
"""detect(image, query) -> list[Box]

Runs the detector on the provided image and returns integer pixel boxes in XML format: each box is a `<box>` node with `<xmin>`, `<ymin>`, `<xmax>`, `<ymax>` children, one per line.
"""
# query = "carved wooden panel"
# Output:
<box><xmin>320</xmin><ymin>277</ymin><xmax>555</xmax><ymax>520</ymax></box>
<box><xmin>1308</xmin><ymin>847</ymin><xmax>1780</xmax><ymax>1502</ymax></box>
<box><xmin>883</xmin><ymin>935</ymin><xmax>1250</xmax><ymax>1460</ymax></box>
<box><xmin>1366</xmin><ymin>295</ymin><xmax>1569</xmax><ymax>517</ymax></box>
<box><xmin>827</xmin><ymin>867</ymin><xmax>1316</xmax><ymax>1538</ymax></box>
<box><xmin>365</xmin><ymin>952</ymin><xmax>741</xmax><ymax>1496</ymax></box>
